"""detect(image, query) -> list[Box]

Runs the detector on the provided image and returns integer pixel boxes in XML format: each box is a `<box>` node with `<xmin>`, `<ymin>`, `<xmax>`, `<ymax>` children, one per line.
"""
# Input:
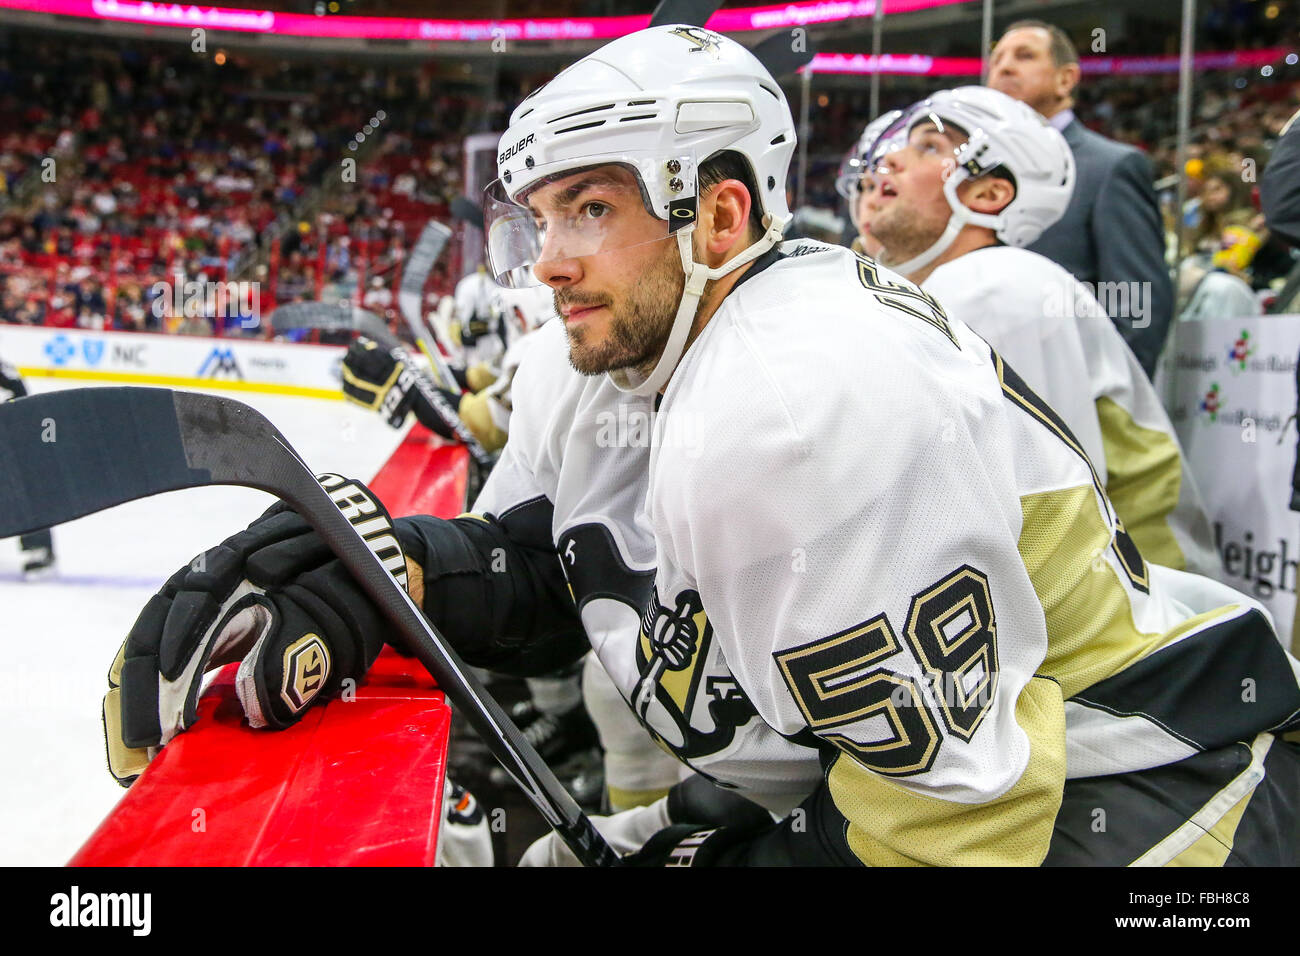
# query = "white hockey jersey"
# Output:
<box><xmin>474</xmin><ymin>240</ymin><xmax>1300</xmax><ymax>865</ymax></box>
<box><xmin>923</xmin><ymin>246</ymin><xmax>1218</xmax><ymax>576</ymax></box>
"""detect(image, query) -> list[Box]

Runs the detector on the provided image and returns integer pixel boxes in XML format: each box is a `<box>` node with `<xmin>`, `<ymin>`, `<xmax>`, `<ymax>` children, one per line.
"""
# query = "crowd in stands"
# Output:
<box><xmin>1</xmin><ymin>7</ymin><xmax>1298</xmax><ymax>337</ymax></box>
<box><xmin>0</xmin><ymin>31</ymin><xmax>523</xmax><ymax>335</ymax></box>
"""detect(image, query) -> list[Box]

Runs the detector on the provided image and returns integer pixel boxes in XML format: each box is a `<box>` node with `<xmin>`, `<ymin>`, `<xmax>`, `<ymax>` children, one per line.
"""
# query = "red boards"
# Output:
<box><xmin>70</xmin><ymin>428</ymin><xmax>470</xmax><ymax>866</ymax></box>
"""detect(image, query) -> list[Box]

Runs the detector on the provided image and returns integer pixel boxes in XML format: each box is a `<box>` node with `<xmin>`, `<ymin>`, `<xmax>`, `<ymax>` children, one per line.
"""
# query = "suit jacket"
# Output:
<box><xmin>1263</xmin><ymin>108</ymin><xmax>1300</xmax><ymax>247</ymax></box>
<box><xmin>1028</xmin><ymin>118</ymin><xmax>1173</xmax><ymax>378</ymax></box>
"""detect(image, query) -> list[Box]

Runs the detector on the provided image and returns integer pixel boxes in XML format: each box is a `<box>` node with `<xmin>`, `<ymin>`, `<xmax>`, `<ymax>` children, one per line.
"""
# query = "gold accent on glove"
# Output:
<box><xmin>457</xmin><ymin>391</ymin><xmax>508</xmax><ymax>453</ymax></box>
<box><xmin>465</xmin><ymin>363</ymin><xmax>498</xmax><ymax>394</ymax></box>
<box><xmin>103</xmin><ymin>687</ymin><xmax>153</xmax><ymax>787</ymax></box>
<box><xmin>341</xmin><ymin>360</ymin><xmax>404</xmax><ymax>412</ymax></box>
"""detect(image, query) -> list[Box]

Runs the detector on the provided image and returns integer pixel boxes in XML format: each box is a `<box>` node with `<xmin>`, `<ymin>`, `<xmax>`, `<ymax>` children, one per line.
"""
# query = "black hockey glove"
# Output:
<box><xmin>342</xmin><ymin>337</ymin><xmax>473</xmax><ymax>446</ymax></box>
<box><xmin>341</xmin><ymin>337</ymin><xmax>421</xmax><ymax>428</ymax></box>
<box><xmin>622</xmin><ymin>776</ymin><xmax>775</xmax><ymax>867</ymax></box>
<box><xmin>103</xmin><ymin>476</ymin><xmax>412</xmax><ymax>786</ymax></box>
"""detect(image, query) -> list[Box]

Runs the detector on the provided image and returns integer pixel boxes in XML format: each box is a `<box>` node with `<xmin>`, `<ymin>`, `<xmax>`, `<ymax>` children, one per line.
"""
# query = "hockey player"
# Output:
<box><xmin>1</xmin><ymin>358</ymin><xmax>55</xmax><ymax>577</ymax></box>
<box><xmin>437</xmin><ymin>267</ymin><xmax>552</xmax><ymax>394</ymax></box>
<box><xmin>105</xmin><ymin>26</ymin><xmax>1300</xmax><ymax>866</ymax></box>
<box><xmin>863</xmin><ymin>86</ymin><xmax>1218</xmax><ymax>576</ymax></box>
<box><xmin>343</xmin><ymin>282</ymin><xmax>554</xmax><ymax>452</ymax></box>
<box><xmin>834</xmin><ymin>110</ymin><xmax>899</xmax><ymax>259</ymax></box>
<box><xmin>344</xmin><ymin>285</ymin><xmax>680</xmax><ymax>810</ymax></box>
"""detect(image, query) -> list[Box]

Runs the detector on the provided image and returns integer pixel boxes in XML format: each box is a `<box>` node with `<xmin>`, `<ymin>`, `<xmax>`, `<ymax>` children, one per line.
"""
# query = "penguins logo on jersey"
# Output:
<box><xmin>632</xmin><ymin>586</ymin><xmax>756</xmax><ymax>759</ymax></box>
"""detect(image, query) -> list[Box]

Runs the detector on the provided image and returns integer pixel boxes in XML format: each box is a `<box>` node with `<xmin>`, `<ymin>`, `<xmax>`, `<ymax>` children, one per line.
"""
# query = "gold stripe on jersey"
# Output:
<box><xmin>1163</xmin><ymin>788</ymin><xmax>1255</xmax><ymax>866</ymax></box>
<box><xmin>1096</xmin><ymin>396</ymin><xmax>1186</xmax><ymax>571</ymax></box>
<box><xmin>1132</xmin><ymin>733</ymin><xmax>1274</xmax><ymax>866</ymax></box>
<box><xmin>1018</xmin><ymin>483</ymin><xmax>1240</xmax><ymax>699</ymax></box>
<box><xmin>829</xmin><ymin>676</ymin><xmax>1066</xmax><ymax>866</ymax></box>
<box><xmin>993</xmin><ymin>351</ymin><xmax>1150</xmax><ymax>593</ymax></box>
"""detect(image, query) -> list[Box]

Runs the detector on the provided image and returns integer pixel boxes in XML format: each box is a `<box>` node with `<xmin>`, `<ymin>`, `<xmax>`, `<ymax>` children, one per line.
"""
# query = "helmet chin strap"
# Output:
<box><xmin>882</xmin><ymin>170</ymin><xmax>1003</xmax><ymax>278</ymax></box>
<box><xmin>609</xmin><ymin>214</ymin><xmax>787</xmax><ymax>396</ymax></box>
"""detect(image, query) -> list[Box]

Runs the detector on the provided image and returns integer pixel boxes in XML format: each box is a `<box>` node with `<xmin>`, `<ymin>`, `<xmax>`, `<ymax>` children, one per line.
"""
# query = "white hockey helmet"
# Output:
<box><xmin>867</xmin><ymin>85</ymin><xmax>1075</xmax><ymax>274</ymax></box>
<box><xmin>483</xmin><ymin>24</ymin><xmax>796</xmax><ymax>395</ymax></box>
<box><xmin>835</xmin><ymin>109</ymin><xmax>902</xmax><ymax>228</ymax></box>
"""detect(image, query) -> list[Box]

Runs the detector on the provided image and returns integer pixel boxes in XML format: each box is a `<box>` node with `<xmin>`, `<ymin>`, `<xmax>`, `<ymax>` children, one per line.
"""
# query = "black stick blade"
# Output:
<box><xmin>270</xmin><ymin>302</ymin><xmax>400</xmax><ymax>348</ymax></box>
<box><xmin>649</xmin><ymin>0</ymin><xmax>721</xmax><ymax>28</ymax></box>
<box><xmin>749</xmin><ymin>30</ymin><xmax>818</xmax><ymax>77</ymax></box>
<box><xmin>0</xmin><ymin>388</ymin><xmax>216</xmax><ymax>538</ymax></box>
<box><xmin>0</xmin><ymin>386</ymin><xmax>619</xmax><ymax>865</ymax></box>
<box><xmin>450</xmin><ymin>195</ymin><xmax>484</xmax><ymax>232</ymax></box>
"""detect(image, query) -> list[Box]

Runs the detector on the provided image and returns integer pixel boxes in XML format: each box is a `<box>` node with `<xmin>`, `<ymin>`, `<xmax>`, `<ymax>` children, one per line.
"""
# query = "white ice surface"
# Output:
<box><xmin>0</xmin><ymin>378</ymin><xmax>407</xmax><ymax>865</ymax></box>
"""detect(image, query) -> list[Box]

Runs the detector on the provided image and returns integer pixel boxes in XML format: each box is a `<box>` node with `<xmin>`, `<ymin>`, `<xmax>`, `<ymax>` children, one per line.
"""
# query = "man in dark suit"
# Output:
<box><xmin>1262</xmin><ymin>107</ymin><xmax>1300</xmax><ymax>247</ymax></box>
<box><xmin>988</xmin><ymin>20</ymin><xmax>1173</xmax><ymax>378</ymax></box>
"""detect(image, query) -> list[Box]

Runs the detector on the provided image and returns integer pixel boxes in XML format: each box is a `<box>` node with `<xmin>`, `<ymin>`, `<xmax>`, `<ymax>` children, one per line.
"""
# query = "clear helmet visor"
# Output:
<box><xmin>484</xmin><ymin>151</ymin><xmax>698</xmax><ymax>289</ymax></box>
<box><xmin>866</xmin><ymin>106</ymin><xmax>967</xmax><ymax>175</ymax></box>
<box><xmin>835</xmin><ymin>150</ymin><xmax>869</xmax><ymax>204</ymax></box>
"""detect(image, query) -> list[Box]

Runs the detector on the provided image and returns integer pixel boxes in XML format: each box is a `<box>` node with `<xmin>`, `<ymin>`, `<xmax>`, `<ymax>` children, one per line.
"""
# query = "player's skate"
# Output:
<box><xmin>488</xmin><ymin>701</ymin><xmax>603</xmax><ymax>805</ymax></box>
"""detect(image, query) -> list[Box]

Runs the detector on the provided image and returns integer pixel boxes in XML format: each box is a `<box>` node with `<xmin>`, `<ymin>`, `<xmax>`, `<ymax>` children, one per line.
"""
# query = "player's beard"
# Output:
<box><xmin>871</xmin><ymin>197</ymin><xmax>952</xmax><ymax>272</ymax></box>
<box><xmin>555</xmin><ymin>238</ymin><xmax>688</xmax><ymax>378</ymax></box>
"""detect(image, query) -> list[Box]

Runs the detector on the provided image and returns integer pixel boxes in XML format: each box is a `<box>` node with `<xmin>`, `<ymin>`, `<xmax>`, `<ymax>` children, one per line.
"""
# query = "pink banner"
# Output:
<box><xmin>1079</xmin><ymin>48</ymin><xmax>1291</xmax><ymax>75</ymax></box>
<box><xmin>810</xmin><ymin>53</ymin><xmax>983</xmax><ymax>75</ymax></box>
<box><xmin>2</xmin><ymin>0</ymin><xmax>972</xmax><ymax>41</ymax></box>
<box><xmin>5</xmin><ymin>0</ymin><xmax>1289</xmax><ymax>72</ymax></box>
<box><xmin>810</xmin><ymin>47</ymin><xmax>1293</xmax><ymax>76</ymax></box>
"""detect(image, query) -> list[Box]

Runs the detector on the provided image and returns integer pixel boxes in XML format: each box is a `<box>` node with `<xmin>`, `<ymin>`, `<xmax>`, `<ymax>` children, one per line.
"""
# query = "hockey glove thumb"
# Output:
<box><xmin>103</xmin><ymin>475</ymin><xmax>411</xmax><ymax>786</ymax></box>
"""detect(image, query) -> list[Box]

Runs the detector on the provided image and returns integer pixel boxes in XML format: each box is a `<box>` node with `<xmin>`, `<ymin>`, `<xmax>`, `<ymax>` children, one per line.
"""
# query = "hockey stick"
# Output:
<box><xmin>270</xmin><ymin>301</ymin><xmax>402</xmax><ymax>349</ymax></box>
<box><xmin>393</xmin><ymin>218</ymin><xmax>499</xmax><ymax>469</ymax></box>
<box><xmin>397</xmin><ymin>346</ymin><xmax>499</xmax><ymax>471</ymax></box>
<box><xmin>398</xmin><ymin>220</ymin><xmax>462</xmax><ymax>394</ymax></box>
<box><xmin>648</xmin><ymin>0</ymin><xmax>721</xmax><ymax>28</ymax></box>
<box><xmin>0</xmin><ymin>387</ymin><xmax>619</xmax><ymax>868</ymax></box>
<box><xmin>271</xmin><ymin>300</ymin><xmax>497</xmax><ymax>470</ymax></box>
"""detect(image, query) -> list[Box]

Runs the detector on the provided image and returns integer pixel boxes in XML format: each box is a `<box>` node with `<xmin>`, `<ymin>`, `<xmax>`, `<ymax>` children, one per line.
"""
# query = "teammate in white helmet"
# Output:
<box><xmin>835</xmin><ymin>110</ymin><xmax>899</xmax><ymax>258</ymax></box>
<box><xmin>864</xmin><ymin>86</ymin><xmax>1217</xmax><ymax>575</ymax></box>
<box><xmin>342</xmin><ymin>276</ymin><xmax>556</xmax><ymax>452</ymax></box>
<box><xmin>106</xmin><ymin>25</ymin><xmax>1300</xmax><ymax>866</ymax></box>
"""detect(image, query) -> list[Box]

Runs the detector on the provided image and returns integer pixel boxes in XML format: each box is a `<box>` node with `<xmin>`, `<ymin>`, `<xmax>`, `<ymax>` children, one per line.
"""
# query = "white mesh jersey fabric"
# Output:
<box><xmin>924</xmin><ymin>245</ymin><xmax>1217</xmax><ymax>576</ymax></box>
<box><xmin>473</xmin><ymin>239</ymin><xmax>1273</xmax><ymax>817</ymax></box>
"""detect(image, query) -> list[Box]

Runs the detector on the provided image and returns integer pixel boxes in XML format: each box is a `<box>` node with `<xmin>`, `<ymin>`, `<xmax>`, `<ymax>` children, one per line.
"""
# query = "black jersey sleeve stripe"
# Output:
<box><xmin>1069</xmin><ymin>606</ymin><xmax>1300</xmax><ymax>751</ymax></box>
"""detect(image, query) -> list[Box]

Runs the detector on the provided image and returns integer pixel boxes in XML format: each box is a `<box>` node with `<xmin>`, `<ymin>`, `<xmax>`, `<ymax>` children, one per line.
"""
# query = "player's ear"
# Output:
<box><xmin>701</xmin><ymin>179</ymin><xmax>753</xmax><ymax>260</ymax></box>
<box><xmin>965</xmin><ymin>176</ymin><xmax>1016</xmax><ymax>215</ymax></box>
<box><xmin>1056</xmin><ymin>61</ymin><xmax>1080</xmax><ymax>100</ymax></box>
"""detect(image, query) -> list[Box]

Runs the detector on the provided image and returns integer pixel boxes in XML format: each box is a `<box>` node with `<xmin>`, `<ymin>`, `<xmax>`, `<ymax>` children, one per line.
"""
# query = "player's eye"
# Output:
<box><xmin>581</xmin><ymin>201</ymin><xmax>609</xmax><ymax>220</ymax></box>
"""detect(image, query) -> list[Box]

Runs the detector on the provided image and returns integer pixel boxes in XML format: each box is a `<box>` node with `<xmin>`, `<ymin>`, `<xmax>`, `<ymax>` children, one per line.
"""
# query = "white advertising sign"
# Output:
<box><xmin>0</xmin><ymin>326</ymin><xmax>345</xmax><ymax>397</ymax></box>
<box><xmin>1164</xmin><ymin>316</ymin><xmax>1300</xmax><ymax>650</ymax></box>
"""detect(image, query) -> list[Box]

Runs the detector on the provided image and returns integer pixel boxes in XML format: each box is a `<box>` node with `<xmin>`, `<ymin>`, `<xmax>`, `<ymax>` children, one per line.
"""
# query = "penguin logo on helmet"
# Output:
<box><xmin>668</xmin><ymin>25</ymin><xmax>723</xmax><ymax>55</ymax></box>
